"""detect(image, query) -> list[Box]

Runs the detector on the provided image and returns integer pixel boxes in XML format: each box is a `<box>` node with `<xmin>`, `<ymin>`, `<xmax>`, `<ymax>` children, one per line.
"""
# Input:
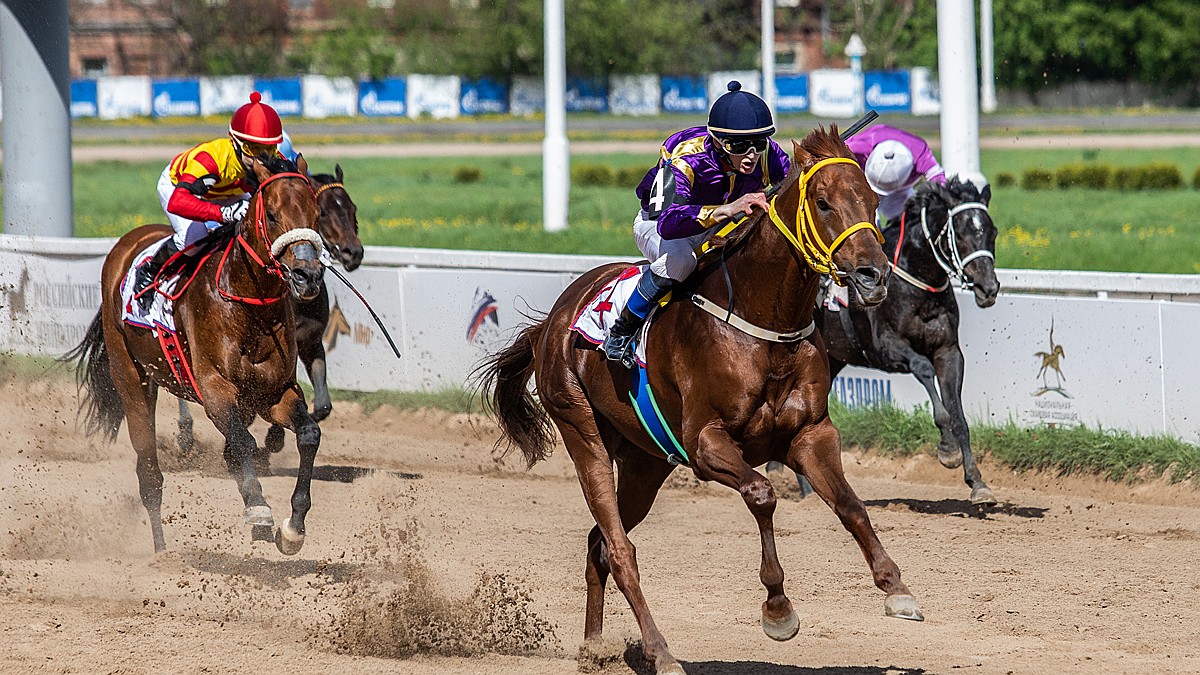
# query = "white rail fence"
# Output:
<box><xmin>3</xmin><ymin>234</ymin><xmax>1198</xmax><ymax>442</ymax></box>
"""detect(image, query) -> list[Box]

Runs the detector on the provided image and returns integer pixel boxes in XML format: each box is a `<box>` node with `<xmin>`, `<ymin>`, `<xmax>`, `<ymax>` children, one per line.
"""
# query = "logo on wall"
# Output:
<box><xmin>467</xmin><ymin>287</ymin><xmax>500</xmax><ymax>345</ymax></box>
<box><xmin>1033</xmin><ymin>318</ymin><xmax>1069</xmax><ymax>398</ymax></box>
<box><xmin>323</xmin><ymin>298</ymin><xmax>352</xmax><ymax>352</ymax></box>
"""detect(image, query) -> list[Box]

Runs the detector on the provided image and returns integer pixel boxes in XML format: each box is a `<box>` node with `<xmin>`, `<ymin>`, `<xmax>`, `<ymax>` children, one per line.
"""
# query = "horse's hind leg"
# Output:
<box><xmin>108</xmin><ymin>341</ymin><xmax>166</xmax><ymax>552</ymax></box>
<box><xmin>201</xmin><ymin>382</ymin><xmax>274</xmax><ymax>529</ymax></box>
<box><xmin>261</xmin><ymin>386</ymin><xmax>320</xmax><ymax>555</ymax></box>
<box><xmin>176</xmin><ymin>398</ymin><xmax>195</xmax><ymax>454</ymax></box>
<box><xmin>903</xmin><ymin>350</ymin><xmax>961</xmax><ymax>469</ymax></box>
<box><xmin>584</xmin><ymin>446</ymin><xmax>675</xmax><ymax>641</ymax></box>
<box><xmin>789</xmin><ymin>418</ymin><xmax>924</xmax><ymax>621</ymax></box>
<box><xmin>933</xmin><ymin>348</ymin><xmax>995</xmax><ymax>505</ymax></box>
<box><xmin>693</xmin><ymin>426</ymin><xmax>799</xmax><ymax>642</ymax></box>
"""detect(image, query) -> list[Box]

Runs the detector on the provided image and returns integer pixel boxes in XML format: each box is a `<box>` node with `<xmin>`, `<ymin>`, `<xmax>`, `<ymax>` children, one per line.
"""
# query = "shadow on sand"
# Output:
<box><xmin>272</xmin><ymin>464</ymin><xmax>421</xmax><ymax>483</ymax></box>
<box><xmin>863</xmin><ymin>497</ymin><xmax>1048</xmax><ymax>520</ymax></box>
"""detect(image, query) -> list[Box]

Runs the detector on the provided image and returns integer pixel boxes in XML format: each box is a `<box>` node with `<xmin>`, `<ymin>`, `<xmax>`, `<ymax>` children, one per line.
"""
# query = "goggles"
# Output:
<box><xmin>239</xmin><ymin>141</ymin><xmax>277</xmax><ymax>158</ymax></box>
<box><xmin>713</xmin><ymin>135</ymin><xmax>769</xmax><ymax>155</ymax></box>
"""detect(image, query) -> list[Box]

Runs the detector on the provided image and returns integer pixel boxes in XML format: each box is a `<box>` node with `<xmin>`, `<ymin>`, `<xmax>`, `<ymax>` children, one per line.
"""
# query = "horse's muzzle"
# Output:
<box><xmin>288</xmin><ymin>264</ymin><xmax>325</xmax><ymax>301</ymax></box>
<box><xmin>339</xmin><ymin>243</ymin><xmax>364</xmax><ymax>271</ymax></box>
<box><xmin>967</xmin><ymin>260</ymin><xmax>1000</xmax><ymax>308</ymax></box>
<box><xmin>848</xmin><ymin>265</ymin><xmax>889</xmax><ymax>306</ymax></box>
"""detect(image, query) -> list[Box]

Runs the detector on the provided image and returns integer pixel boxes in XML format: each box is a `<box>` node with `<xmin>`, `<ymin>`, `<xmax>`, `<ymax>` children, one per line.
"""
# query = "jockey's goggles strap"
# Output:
<box><xmin>768</xmin><ymin>157</ymin><xmax>883</xmax><ymax>284</ymax></box>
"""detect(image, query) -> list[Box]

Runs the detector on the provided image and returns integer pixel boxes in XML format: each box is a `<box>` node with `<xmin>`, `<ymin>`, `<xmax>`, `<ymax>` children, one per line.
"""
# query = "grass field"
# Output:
<box><xmin>5</xmin><ymin>145</ymin><xmax>1200</xmax><ymax>273</ymax></box>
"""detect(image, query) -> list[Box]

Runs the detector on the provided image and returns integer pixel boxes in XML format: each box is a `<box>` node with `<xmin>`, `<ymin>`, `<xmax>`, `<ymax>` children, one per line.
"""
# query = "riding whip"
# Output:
<box><xmin>324</xmin><ymin>263</ymin><xmax>403</xmax><ymax>359</ymax></box>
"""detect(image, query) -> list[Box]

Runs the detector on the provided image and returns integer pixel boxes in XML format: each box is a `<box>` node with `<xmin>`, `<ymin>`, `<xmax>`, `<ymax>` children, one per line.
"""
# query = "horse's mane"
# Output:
<box><xmin>907</xmin><ymin>175</ymin><xmax>983</xmax><ymax>214</ymax></box>
<box><xmin>243</xmin><ymin>153</ymin><xmax>300</xmax><ymax>192</ymax></box>
<box><xmin>311</xmin><ymin>173</ymin><xmax>337</xmax><ymax>186</ymax></box>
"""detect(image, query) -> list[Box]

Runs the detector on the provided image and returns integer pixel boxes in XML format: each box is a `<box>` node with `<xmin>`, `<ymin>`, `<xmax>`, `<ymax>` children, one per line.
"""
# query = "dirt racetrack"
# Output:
<box><xmin>2</xmin><ymin>374</ymin><xmax>1199</xmax><ymax>675</ymax></box>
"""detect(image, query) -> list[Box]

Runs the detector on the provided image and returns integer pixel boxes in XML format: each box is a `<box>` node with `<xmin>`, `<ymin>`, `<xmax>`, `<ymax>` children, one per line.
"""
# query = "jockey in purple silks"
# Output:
<box><xmin>845</xmin><ymin>124</ymin><xmax>947</xmax><ymax>227</ymax></box>
<box><xmin>602</xmin><ymin>81</ymin><xmax>791</xmax><ymax>367</ymax></box>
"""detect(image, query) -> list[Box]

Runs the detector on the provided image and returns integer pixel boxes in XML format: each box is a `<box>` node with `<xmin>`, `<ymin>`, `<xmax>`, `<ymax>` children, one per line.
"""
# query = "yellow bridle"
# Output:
<box><xmin>765</xmin><ymin>157</ymin><xmax>883</xmax><ymax>284</ymax></box>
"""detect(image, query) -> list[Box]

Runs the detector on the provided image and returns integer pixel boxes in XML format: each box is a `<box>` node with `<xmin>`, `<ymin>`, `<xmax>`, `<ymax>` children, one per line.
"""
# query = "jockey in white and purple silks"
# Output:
<box><xmin>845</xmin><ymin>124</ymin><xmax>946</xmax><ymax>227</ymax></box>
<box><xmin>602</xmin><ymin>81</ymin><xmax>791</xmax><ymax>366</ymax></box>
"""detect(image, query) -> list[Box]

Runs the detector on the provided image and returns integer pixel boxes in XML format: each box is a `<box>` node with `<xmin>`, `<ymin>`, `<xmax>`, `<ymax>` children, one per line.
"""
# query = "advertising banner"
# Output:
<box><xmin>661</xmin><ymin>76</ymin><xmax>707</xmax><ymax>113</ymax></box>
<box><xmin>406</xmin><ymin>74</ymin><xmax>461</xmax><ymax>119</ymax></box>
<box><xmin>301</xmin><ymin>76</ymin><xmax>357</xmax><ymax>118</ymax></box>
<box><xmin>510</xmin><ymin>76</ymin><xmax>545</xmax><ymax>116</ymax></box>
<box><xmin>199</xmin><ymin>76</ymin><xmax>254</xmax><ymax>116</ymax></box>
<box><xmin>358</xmin><ymin>78</ymin><xmax>407</xmax><ymax>117</ymax></box>
<box><xmin>253</xmin><ymin>78</ymin><xmax>303</xmax><ymax>116</ymax></box>
<box><xmin>608</xmin><ymin>75</ymin><xmax>659</xmax><ymax>116</ymax></box>
<box><xmin>0</xmin><ymin>240</ymin><xmax>107</xmax><ymax>355</ymax></box>
<box><xmin>565</xmin><ymin>77</ymin><xmax>608</xmax><ymax>113</ymax></box>
<box><xmin>808</xmin><ymin>69</ymin><xmax>857</xmax><ymax>118</ymax></box>
<box><xmin>708</xmin><ymin>71</ymin><xmax>761</xmax><ymax>102</ymax></box>
<box><xmin>774</xmin><ymin>74</ymin><xmax>809</xmax><ymax>113</ymax></box>
<box><xmin>70</xmin><ymin>79</ymin><xmax>98</xmax><ymax>118</ymax></box>
<box><xmin>864</xmin><ymin>70</ymin><xmax>911</xmax><ymax>113</ymax></box>
<box><xmin>460</xmin><ymin>77</ymin><xmax>508</xmax><ymax>115</ymax></box>
<box><xmin>152</xmin><ymin>78</ymin><xmax>201</xmax><ymax>118</ymax></box>
<box><xmin>910</xmin><ymin>67</ymin><xmax>941</xmax><ymax>116</ymax></box>
<box><xmin>97</xmin><ymin>76</ymin><xmax>152</xmax><ymax>119</ymax></box>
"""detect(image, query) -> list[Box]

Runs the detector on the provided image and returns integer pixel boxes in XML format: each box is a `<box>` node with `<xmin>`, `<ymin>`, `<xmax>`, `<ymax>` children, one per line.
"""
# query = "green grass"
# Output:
<box><xmin>6</xmin><ymin>145</ymin><xmax>1200</xmax><ymax>271</ymax></box>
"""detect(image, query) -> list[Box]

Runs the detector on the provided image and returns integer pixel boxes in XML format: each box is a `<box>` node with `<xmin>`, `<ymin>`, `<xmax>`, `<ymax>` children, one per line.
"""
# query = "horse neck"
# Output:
<box><xmin>893</xmin><ymin>200</ymin><xmax>951</xmax><ymax>285</ymax></box>
<box><xmin>222</xmin><ymin>196</ymin><xmax>289</xmax><ymax>304</ymax></box>
<box><xmin>698</xmin><ymin>209</ymin><xmax>819</xmax><ymax>333</ymax></box>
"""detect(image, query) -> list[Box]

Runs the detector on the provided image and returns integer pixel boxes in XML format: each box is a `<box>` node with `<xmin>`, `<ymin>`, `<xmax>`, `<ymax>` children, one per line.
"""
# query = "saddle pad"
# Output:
<box><xmin>571</xmin><ymin>265</ymin><xmax>654</xmax><ymax>367</ymax></box>
<box><xmin>121</xmin><ymin>238</ymin><xmax>180</xmax><ymax>332</ymax></box>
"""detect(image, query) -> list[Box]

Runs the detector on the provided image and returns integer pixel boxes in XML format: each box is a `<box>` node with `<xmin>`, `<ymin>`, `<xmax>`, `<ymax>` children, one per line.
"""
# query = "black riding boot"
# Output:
<box><xmin>134</xmin><ymin>238</ymin><xmax>179</xmax><ymax>312</ymax></box>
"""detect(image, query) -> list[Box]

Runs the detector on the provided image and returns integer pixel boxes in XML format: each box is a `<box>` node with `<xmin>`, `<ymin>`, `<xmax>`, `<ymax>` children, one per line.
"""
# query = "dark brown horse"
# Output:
<box><xmin>67</xmin><ymin>154</ymin><xmax>325</xmax><ymax>555</ymax></box>
<box><xmin>176</xmin><ymin>165</ymin><xmax>364</xmax><ymax>457</ymax></box>
<box><xmin>478</xmin><ymin>127</ymin><xmax>922</xmax><ymax>675</ymax></box>
<box><xmin>815</xmin><ymin>177</ymin><xmax>999</xmax><ymax>505</ymax></box>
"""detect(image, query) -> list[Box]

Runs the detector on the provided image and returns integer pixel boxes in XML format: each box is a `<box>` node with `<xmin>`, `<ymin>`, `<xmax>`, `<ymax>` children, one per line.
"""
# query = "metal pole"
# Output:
<box><xmin>845</xmin><ymin>33</ymin><xmax>866</xmax><ymax>117</ymax></box>
<box><xmin>542</xmin><ymin>0</ymin><xmax>569</xmax><ymax>233</ymax></box>
<box><xmin>936</xmin><ymin>0</ymin><xmax>983</xmax><ymax>183</ymax></box>
<box><xmin>979</xmin><ymin>0</ymin><xmax>997</xmax><ymax>113</ymax></box>
<box><xmin>1</xmin><ymin>0</ymin><xmax>73</xmax><ymax>237</ymax></box>
<box><xmin>761</xmin><ymin>0</ymin><xmax>776</xmax><ymax>113</ymax></box>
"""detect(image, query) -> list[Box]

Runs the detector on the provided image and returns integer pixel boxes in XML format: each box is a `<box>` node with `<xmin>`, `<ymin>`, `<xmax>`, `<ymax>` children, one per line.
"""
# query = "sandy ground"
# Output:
<box><xmin>2</xmin><ymin>375</ymin><xmax>1199</xmax><ymax>675</ymax></box>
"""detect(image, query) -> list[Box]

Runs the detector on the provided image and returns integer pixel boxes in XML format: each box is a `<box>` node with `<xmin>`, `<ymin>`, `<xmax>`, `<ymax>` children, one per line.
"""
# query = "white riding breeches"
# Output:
<box><xmin>157</xmin><ymin>165</ymin><xmax>249</xmax><ymax>250</ymax></box>
<box><xmin>633</xmin><ymin>209</ymin><xmax>717</xmax><ymax>282</ymax></box>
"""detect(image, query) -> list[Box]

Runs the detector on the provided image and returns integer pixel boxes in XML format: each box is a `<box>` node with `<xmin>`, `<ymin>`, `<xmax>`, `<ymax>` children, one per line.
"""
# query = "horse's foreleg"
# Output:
<box><xmin>261</xmin><ymin>386</ymin><xmax>320</xmax><ymax>556</ymax></box>
<box><xmin>199</xmin><ymin>382</ymin><xmax>273</xmax><ymax>528</ymax></box>
<box><xmin>693</xmin><ymin>425</ymin><xmax>798</xmax><ymax>642</ymax></box>
<box><xmin>109</xmin><ymin>343</ymin><xmax>166</xmax><ymax>552</ymax></box>
<box><xmin>585</xmin><ymin>448</ymin><xmax>675</xmax><ymax>640</ymax></box>
<box><xmin>788</xmin><ymin>418</ymin><xmax>923</xmax><ymax>621</ymax></box>
<box><xmin>903</xmin><ymin>349</ymin><xmax>961</xmax><ymax>469</ymax></box>
<box><xmin>176</xmin><ymin>398</ymin><xmax>195</xmax><ymax>454</ymax></box>
<box><xmin>298</xmin><ymin>316</ymin><xmax>332</xmax><ymax>422</ymax></box>
<box><xmin>933</xmin><ymin>348</ymin><xmax>996</xmax><ymax>505</ymax></box>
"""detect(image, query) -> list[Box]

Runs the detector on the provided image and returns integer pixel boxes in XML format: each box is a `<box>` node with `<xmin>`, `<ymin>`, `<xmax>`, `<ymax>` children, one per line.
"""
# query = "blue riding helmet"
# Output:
<box><xmin>707</xmin><ymin>81</ymin><xmax>775</xmax><ymax>139</ymax></box>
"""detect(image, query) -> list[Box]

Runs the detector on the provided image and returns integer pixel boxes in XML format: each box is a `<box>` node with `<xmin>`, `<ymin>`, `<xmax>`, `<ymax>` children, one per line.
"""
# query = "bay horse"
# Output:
<box><xmin>815</xmin><ymin>177</ymin><xmax>999</xmax><ymax>505</ymax></box>
<box><xmin>478</xmin><ymin>127</ymin><xmax>923</xmax><ymax>675</ymax></box>
<box><xmin>176</xmin><ymin>164</ymin><xmax>364</xmax><ymax>458</ymax></box>
<box><xmin>66</xmin><ymin>153</ymin><xmax>326</xmax><ymax>555</ymax></box>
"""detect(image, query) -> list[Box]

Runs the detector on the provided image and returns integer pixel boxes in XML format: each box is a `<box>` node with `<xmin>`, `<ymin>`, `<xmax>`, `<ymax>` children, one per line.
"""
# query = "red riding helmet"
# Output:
<box><xmin>229</xmin><ymin>92</ymin><xmax>283</xmax><ymax>145</ymax></box>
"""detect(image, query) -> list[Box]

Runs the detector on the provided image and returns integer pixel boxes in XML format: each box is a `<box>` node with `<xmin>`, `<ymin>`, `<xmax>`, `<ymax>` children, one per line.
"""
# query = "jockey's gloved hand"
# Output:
<box><xmin>219</xmin><ymin>200</ymin><xmax>250</xmax><ymax>225</ymax></box>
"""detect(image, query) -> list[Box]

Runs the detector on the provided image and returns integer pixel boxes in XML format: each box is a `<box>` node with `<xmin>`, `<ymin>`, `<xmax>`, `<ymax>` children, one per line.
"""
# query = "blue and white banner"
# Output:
<box><xmin>301</xmin><ymin>75</ymin><xmax>357</xmax><ymax>118</ymax></box>
<box><xmin>358</xmin><ymin>78</ymin><xmax>407</xmax><ymax>117</ymax></box>
<box><xmin>708</xmin><ymin>71</ymin><xmax>761</xmax><ymax>103</ymax></box>
<box><xmin>608</xmin><ymin>75</ymin><xmax>659</xmax><ymax>116</ymax></box>
<box><xmin>808</xmin><ymin>69</ymin><xmax>857</xmax><ymax>118</ymax></box>
<box><xmin>660</xmin><ymin>76</ymin><xmax>707</xmax><ymax>113</ymax></box>
<box><xmin>510</xmin><ymin>75</ymin><xmax>544</xmax><ymax>116</ymax></box>
<box><xmin>864</xmin><ymin>71</ymin><xmax>911</xmax><ymax>113</ymax></box>
<box><xmin>253</xmin><ymin>78</ymin><xmax>303</xmax><ymax>116</ymax></box>
<box><xmin>565</xmin><ymin>77</ymin><xmax>608</xmax><ymax>113</ymax></box>
<box><xmin>151</xmin><ymin>78</ymin><xmax>201</xmax><ymax>118</ymax></box>
<box><xmin>407</xmin><ymin>74</ymin><xmax>460</xmax><ymax>119</ymax></box>
<box><xmin>70</xmin><ymin>80</ymin><xmax>98</xmax><ymax>118</ymax></box>
<box><xmin>774</xmin><ymin>74</ymin><xmax>809</xmax><ymax>113</ymax></box>
<box><xmin>97</xmin><ymin>76</ymin><xmax>151</xmax><ymax>119</ymax></box>
<box><xmin>909</xmin><ymin>67</ymin><xmax>940</xmax><ymax>116</ymax></box>
<box><xmin>199</xmin><ymin>76</ymin><xmax>253</xmax><ymax>116</ymax></box>
<box><xmin>460</xmin><ymin>77</ymin><xmax>508</xmax><ymax>115</ymax></box>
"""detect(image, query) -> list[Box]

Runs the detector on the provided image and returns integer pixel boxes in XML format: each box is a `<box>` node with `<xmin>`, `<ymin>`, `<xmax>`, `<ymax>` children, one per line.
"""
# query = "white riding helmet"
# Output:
<box><xmin>864</xmin><ymin>140</ymin><xmax>915</xmax><ymax>195</ymax></box>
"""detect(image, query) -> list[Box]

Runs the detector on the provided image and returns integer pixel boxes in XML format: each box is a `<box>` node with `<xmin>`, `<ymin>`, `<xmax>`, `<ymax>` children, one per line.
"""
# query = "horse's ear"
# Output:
<box><xmin>296</xmin><ymin>153</ymin><xmax>309</xmax><ymax>177</ymax></box>
<box><xmin>335</xmin><ymin>163</ymin><xmax>344</xmax><ymax>183</ymax></box>
<box><xmin>980</xmin><ymin>183</ymin><xmax>992</xmax><ymax>206</ymax></box>
<box><xmin>791</xmin><ymin>139</ymin><xmax>814</xmax><ymax>170</ymax></box>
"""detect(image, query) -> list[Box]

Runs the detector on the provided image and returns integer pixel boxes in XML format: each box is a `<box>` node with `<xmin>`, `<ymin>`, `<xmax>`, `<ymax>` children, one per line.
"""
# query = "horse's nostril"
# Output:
<box><xmin>855</xmin><ymin>266</ymin><xmax>882</xmax><ymax>287</ymax></box>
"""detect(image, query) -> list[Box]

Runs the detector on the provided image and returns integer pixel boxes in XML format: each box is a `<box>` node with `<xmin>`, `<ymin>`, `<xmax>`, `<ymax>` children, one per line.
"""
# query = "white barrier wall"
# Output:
<box><xmin>4</xmin><ymin>234</ymin><xmax>1200</xmax><ymax>442</ymax></box>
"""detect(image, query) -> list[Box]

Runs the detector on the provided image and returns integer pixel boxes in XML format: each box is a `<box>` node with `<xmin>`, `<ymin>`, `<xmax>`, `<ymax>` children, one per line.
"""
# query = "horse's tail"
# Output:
<box><xmin>61</xmin><ymin>309</ymin><xmax>124</xmax><ymax>442</ymax></box>
<box><xmin>474</xmin><ymin>319</ymin><xmax>554</xmax><ymax>468</ymax></box>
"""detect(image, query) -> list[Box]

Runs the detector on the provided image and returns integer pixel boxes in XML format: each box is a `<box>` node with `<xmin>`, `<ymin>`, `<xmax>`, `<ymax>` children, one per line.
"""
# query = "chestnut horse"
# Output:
<box><xmin>816</xmin><ymin>177</ymin><xmax>999</xmax><ymax>504</ymax></box>
<box><xmin>176</xmin><ymin>164</ymin><xmax>364</xmax><ymax>457</ymax></box>
<box><xmin>67</xmin><ymin>154</ymin><xmax>325</xmax><ymax>555</ymax></box>
<box><xmin>478</xmin><ymin>127</ymin><xmax>922</xmax><ymax>675</ymax></box>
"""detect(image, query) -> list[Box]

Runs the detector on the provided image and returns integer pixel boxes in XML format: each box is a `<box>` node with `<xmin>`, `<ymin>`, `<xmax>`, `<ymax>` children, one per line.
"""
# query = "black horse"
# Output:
<box><xmin>178</xmin><ymin>165</ymin><xmax>363</xmax><ymax>457</ymax></box>
<box><xmin>814</xmin><ymin>177</ymin><xmax>1000</xmax><ymax>505</ymax></box>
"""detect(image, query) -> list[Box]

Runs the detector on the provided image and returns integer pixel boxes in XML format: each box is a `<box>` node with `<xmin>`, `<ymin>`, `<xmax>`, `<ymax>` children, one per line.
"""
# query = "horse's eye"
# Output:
<box><xmin>266</xmin><ymin>212</ymin><xmax>278</xmax><ymax>225</ymax></box>
<box><xmin>816</xmin><ymin>198</ymin><xmax>831</xmax><ymax>211</ymax></box>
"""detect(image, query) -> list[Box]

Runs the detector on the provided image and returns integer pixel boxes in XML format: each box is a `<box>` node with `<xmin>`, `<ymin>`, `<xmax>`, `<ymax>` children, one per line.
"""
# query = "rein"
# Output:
<box><xmin>891</xmin><ymin>198</ymin><xmax>992</xmax><ymax>293</ymax></box>
<box><xmin>216</xmin><ymin>171</ymin><xmax>323</xmax><ymax>305</ymax></box>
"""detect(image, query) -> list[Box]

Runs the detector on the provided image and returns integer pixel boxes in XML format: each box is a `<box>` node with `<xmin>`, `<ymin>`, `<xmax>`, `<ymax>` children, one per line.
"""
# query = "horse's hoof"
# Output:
<box><xmin>970</xmin><ymin>486</ymin><xmax>998</xmax><ymax>505</ymax></box>
<box><xmin>938</xmin><ymin>447</ymin><xmax>963</xmax><ymax>469</ymax></box>
<box><xmin>885</xmin><ymin>594</ymin><xmax>924</xmax><ymax>621</ymax></box>
<box><xmin>243</xmin><ymin>505</ymin><xmax>274</xmax><ymax>527</ymax></box>
<box><xmin>761</xmin><ymin>605</ymin><xmax>801</xmax><ymax>641</ymax></box>
<box><xmin>275</xmin><ymin>518</ymin><xmax>305</xmax><ymax>556</ymax></box>
<box><xmin>312</xmin><ymin>404</ymin><xmax>332</xmax><ymax>422</ymax></box>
